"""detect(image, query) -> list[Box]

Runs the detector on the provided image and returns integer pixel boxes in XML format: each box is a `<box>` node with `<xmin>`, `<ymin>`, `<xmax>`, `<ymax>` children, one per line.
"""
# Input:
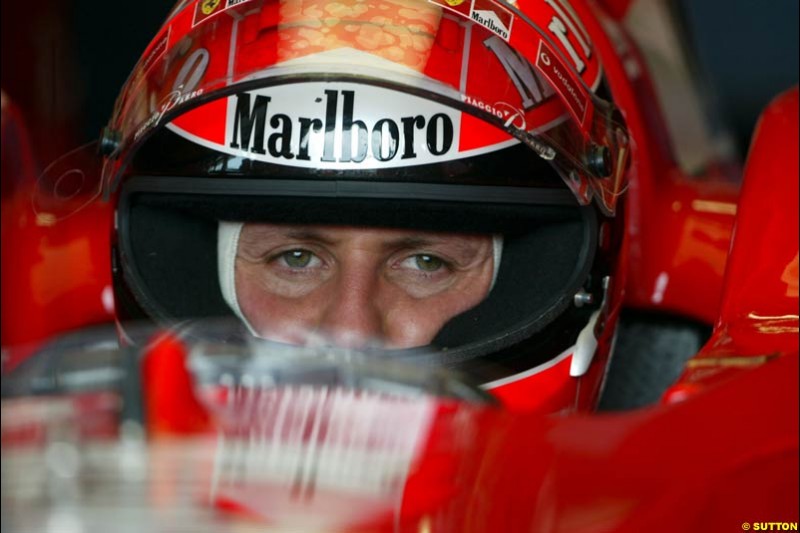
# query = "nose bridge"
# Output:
<box><xmin>319</xmin><ymin>259</ymin><xmax>384</xmax><ymax>347</ymax></box>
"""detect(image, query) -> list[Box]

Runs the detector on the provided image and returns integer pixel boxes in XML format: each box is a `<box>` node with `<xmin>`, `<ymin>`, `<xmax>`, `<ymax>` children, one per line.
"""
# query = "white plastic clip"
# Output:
<box><xmin>570</xmin><ymin>310</ymin><xmax>600</xmax><ymax>377</ymax></box>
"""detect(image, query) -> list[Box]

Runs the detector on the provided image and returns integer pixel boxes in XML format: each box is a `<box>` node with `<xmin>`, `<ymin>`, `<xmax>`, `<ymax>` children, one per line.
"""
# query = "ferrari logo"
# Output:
<box><xmin>201</xmin><ymin>0</ymin><xmax>221</xmax><ymax>15</ymax></box>
<box><xmin>428</xmin><ymin>0</ymin><xmax>470</xmax><ymax>15</ymax></box>
<box><xmin>193</xmin><ymin>0</ymin><xmax>225</xmax><ymax>25</ymax></box>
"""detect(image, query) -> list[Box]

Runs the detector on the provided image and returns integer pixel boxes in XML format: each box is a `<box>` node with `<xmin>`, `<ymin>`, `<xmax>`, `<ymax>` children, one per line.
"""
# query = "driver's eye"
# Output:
<box><xmin>414</xmin><ymin>254</ymin><xmax>444</xmax><ymax>272</ymax></box>
<box><xmin>282</xmin><ymin>250</ymin><xmax>315</xmax><ymax>268</ymax></box>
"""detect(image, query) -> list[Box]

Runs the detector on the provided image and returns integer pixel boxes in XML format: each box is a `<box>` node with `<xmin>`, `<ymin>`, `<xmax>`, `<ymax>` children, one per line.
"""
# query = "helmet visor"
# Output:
<box><xmin>99</xmin><ymin>0</ymin><xmax>628</xmax><ymax>215</ymax></box>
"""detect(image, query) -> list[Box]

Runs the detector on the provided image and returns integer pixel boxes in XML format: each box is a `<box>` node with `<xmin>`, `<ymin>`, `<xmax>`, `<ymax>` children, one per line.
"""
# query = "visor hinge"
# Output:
<box><xmin>98</xmin><ymin>127</ymin><xmax>122</xmax><ymax>157</ymax></box>
<box><xmin>585</xmin><ymin>144</ymin><xmax>612</xmax><ymax>177</ymax></box>
<box><xmin>574</xmin><ymin>289</ymin><xmax>594</xmax><ymax>307</ymax></box>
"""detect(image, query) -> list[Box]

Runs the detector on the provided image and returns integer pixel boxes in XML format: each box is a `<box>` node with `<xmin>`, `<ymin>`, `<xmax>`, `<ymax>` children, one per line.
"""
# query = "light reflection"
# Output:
<box><xmin>650</xmin><ymin>272</ymin><xmax>669</xmax><ymax>304</ymax></box>
<box><xmin>118</xmin><ymin>420</ymin><xmax>147</xmax><ymax>482</ymax></box>
<box><xmin>686</xmin><ymin>355</ymin><xmax>776</xmax><ymax>368</ymax></box>
<box><xmin>36</xmin><ymin>212</ymin><xmax>57</xmax><ymax>227</ymax></box>
<box><xmin>746</xmin><ymin>313</ymin><xmax>800</xmax><ymax>320</ymax></box>
<box><xmin>418</xmin><ymin>515</ymin><xmax>433</xmax><ymax>533</ymax></box>
<box><xmin>780</xmin><ymin>252</ymin><xmax>798</xmax><ymax>298</ymax></box>
<box><xmin>45</xmin><ymin>441</ymin><xmax>81</xmax><ymax>479</ymax></box>
<box><xmin>745</xmin><ymin>313</ymin><xmax>799</xmax><ymax>334</ymax></box>
<box><xmin>690</xmin><ymin>200</ymin><xmax>737</xmax><ymax>215</ymax></box>
<box><xmin>46</xmin><ymin>507</ymin><xmax>84</xmax><ymax>533</ymax></box>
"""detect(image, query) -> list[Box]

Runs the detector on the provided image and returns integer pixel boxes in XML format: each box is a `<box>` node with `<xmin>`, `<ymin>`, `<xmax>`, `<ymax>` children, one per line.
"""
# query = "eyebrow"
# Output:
<box><xmin>242</xmin><ymin>225</ymin><xmax>488</xmax><ymax>257</ymax></box>
<box><xmin>381</xmin><ymin>236</ymin><xmax>493</xmax><ymax>263</ymax></box>
<box><xmin>381</xmin><ymin>236</ymin><xmax>434</xmax><ymax>249</ymax></box>
<box><xmin>281</xmin><ymin>229</ymin><xmax>339</xmax><ymax>245</ymax></box>
<box><xmin>281</xmin><ymin>231</ymin><xmax>441</xmax><ymax>252</ymax></box>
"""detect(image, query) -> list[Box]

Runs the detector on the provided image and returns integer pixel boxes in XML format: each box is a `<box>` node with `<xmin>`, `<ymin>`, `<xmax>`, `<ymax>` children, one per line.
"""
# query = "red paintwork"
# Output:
<box><xmin>665</xmin><ymin>88</ymin><xmax>799</xmax><ymax>400</ymax></box>
<box><xmin>714</xmin><ymin>88</ymin><xmax>799</xmax><ymax>349</ymax></box>
<box><xmin>624</xmin><ymin>171</ymin><xmax>739</xmax><ymax>324</ymax></box>
<box><xmin>489</xmin><ymin>353</ymin><xmax>578</xmax><ymax>412</ymax></box>
<box><xmin>142</xmin><ymin>333</ymin><xmax>797</xmax><ymax>532</ymax></box>
<box><xmin>142</xmin><ymin>331</ymin><xmax>212</xmax><ymax>436</ymax></box>
<box><xmin>389</xmin><ymin>348</ymin><xmax>798</xmax><ymax>532</ymax></box>
<box><xmin>0</xmin><ymin>179</ymin><xmax>114</xmax><ymax>350</ymax></box>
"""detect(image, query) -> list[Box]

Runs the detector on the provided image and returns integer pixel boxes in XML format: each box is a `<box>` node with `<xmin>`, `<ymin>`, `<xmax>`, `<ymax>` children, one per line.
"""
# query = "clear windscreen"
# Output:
<box><xmin>1</xmin><ymin>321</ymin><xmax>499</xmax><ymax>530</ymax></box>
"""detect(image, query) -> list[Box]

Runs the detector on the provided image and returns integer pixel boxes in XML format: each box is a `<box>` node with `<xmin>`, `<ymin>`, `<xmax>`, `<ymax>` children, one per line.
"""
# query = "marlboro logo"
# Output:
<box><xmin>470</xmin><ymin>0</ymin><xmax>514</xmax><ymax>41</ymax></box>
<box><xmin>166</xmin><ymin>82</ymin><xmax>519</xmax><ymax>169</ymax></box>
<box><xmin>428</xmin><ymin>0</ymin><xmax>514</xmax><ymax>40</ymax></box>
<box><xmin>211</xmin><ymin>386</ymin><xmax>434</xmax><ymax>504</ymax></box>
<box><xmin>222</xmin><ymin>83</ymin><xmax>462</xmax><ymax>170</ymax></box>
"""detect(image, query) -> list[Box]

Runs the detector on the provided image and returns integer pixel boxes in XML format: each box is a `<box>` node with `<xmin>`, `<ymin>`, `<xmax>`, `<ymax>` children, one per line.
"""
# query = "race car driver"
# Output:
<box><xmin>92</xmin><ymin>0</ymin><xmax>630</xmax><ymax>412</ymax></box>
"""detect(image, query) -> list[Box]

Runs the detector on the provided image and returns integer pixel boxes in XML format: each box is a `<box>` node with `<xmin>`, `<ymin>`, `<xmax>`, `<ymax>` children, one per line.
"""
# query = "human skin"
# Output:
<box><xmin>235</xmin><ymin>224</ymin><xmax>494</xmax><ymax>349</ymax></box>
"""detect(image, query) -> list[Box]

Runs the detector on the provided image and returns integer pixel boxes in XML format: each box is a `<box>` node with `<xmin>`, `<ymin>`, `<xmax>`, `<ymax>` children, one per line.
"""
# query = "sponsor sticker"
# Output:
<box><xmin>193</xmin><ymin>0</ymin><xmax>254</xmax><ymax>26</ymax></box>
<box><xmin>470</xmin><ymin>0</ymin><xmax>514</xmax><ymax>41</ymax></box>
<box><xmin>212</xmin><ymin>387</ymin><xmax>434</xmax><ymax>499</ymax></box>
<box><xmin>534</xmin><ymin>39</ymin><xmax>590</xmax><ymax>131</ymax></box>
<box><xmin>134</xmin><ymin>86</ymin><xmax>205</xmax><ymax>142</ymax></box>
<box><xmin>224</xmin><ymin>84</ymin><xmax>459</xmax><ymax>169</ymax></box>
<box><xmin>193</xmin><ymin>0</ymin><xmax>225</xmax><ymax>26</ymax></box>
<box><xmin>429</xmin><ymin>0</ymin><xmax>472</xmax><ymax>19</ymax></box>
<box><xmin>429</xmin><ymin>0</ymin><xmax>514</xmax><ymax>41</ymax></box>
<box><xmin>167</xmin><ymin>82</ymin><xmax>516</xmax><ymax>170</ymax></box>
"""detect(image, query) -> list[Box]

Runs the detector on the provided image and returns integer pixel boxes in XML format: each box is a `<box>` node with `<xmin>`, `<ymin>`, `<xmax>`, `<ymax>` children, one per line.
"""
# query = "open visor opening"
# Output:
<box><xmin>115</xmin><ymin>175</ymin><xmax>599</xmax><ymax>378</ymax></box>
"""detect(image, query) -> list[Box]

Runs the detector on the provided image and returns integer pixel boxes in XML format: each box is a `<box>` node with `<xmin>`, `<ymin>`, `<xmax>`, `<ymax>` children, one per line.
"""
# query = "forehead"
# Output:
<box><xmin>238</xmin><ymin>223</ymin><xmax>491</xmax><ymax>246</ymax></box>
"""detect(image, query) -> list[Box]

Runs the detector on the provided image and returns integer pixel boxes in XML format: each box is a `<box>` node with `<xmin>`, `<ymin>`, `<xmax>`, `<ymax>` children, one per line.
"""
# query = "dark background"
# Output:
<box><xmin>1</xmin><ymin>0</ymin><xmax>797</xmax><ymax>170</ymax></box>
<box><xmin>677</xmin><ymin>0</ymin><xmax>799</xmax><ymax>157</ymax></box>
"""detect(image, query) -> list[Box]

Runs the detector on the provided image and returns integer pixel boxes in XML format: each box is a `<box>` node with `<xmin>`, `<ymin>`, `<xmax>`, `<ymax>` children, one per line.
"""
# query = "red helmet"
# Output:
<box><xmin>88</xmin><ymin>0</ymin><xmax>630</xmax><ymax>414</ymax></box>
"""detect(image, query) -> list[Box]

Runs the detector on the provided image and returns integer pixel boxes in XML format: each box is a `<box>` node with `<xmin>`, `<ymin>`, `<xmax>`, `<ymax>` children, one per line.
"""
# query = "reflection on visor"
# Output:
<box><xmin>32</xmin><ymin>141</ymin><xmax>106</xmax><ymax>223</ymax></box>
